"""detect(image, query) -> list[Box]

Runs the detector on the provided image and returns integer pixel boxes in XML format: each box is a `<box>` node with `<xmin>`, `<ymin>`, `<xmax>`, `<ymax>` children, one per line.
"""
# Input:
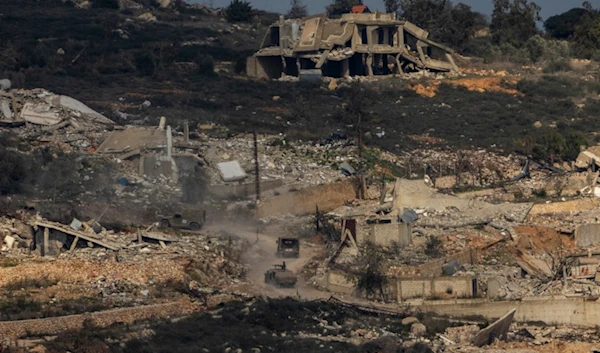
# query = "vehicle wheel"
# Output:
<box><xmin>160</xmin><ymin>219</ymin><xmax>170</xmax><ymax>228</ymax></box>
<box><xmin>189</xmin><ymin>222</ymin><xmax>201</xmax><ymax>231</ymax></box>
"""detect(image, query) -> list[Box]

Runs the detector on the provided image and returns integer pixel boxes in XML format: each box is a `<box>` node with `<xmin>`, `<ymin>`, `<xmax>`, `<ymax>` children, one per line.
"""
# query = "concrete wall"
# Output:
<box><xmin>210</xmin><ymin>180</ymin><xmax>284</xmax><ymax>199</ymax></box>
<box><xmin>246</xmin><ymin>56</ymin><xmax>283</xmax><ymax>79</ymax></box>
<box><xmin>394</xmin><ymin>248</ymin><xmax>478</xmax><ymax>277</ymax></box>
<box><xmin>575</xmin><ymin>223</ymin><xmax>600</xmax><ymax>247</ymax></box>
<box><xmin>140</xmin><ymin>154</ymin><xmax>174</xmax><ymax>179</ymax></box>
<box><xmin>367</xmin><ymin>222</ymin><xmax>411</xmax><ymax>247</ymax></box>
<box><xmin>257</xmin><ymin>179</ymin><xmax>355</xmax><ymax>217</ymax></box>
<box><xmin>420</xmin><ymin>297</ymin><xmax>600</xmax><ymax>327</ymax></box>
<box><xmin>396</xmin><ymin>276</ymin><xmax>475</xmax><ymax>301</ymax></box>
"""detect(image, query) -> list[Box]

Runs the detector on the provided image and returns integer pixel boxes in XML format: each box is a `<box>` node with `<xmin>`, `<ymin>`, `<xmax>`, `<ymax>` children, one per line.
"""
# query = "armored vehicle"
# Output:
<box><xmin>158</xmin><ymin>211</ymin><xmax>206</xmax><ymax>231</ymax></box>
<box><xmin>276</xmin><ymin>237</ymin><xmax>299</xmax><ymax>258</ymax></box>
<box><xmin>264</xmin><ymin>263</ymin><xmax>297</xmax><ymax>288</ymax></box>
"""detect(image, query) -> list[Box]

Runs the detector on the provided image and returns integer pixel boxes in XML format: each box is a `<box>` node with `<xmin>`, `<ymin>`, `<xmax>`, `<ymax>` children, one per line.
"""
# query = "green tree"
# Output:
<box><xmin>571</xmin><ymin>6</ymin><xmax>600</xmax><ymax>58</ymax></box>
<box><xmin>225</xmin><ymin>0</ymin><xmax>253</xmax><ymax>23</ymax></box>
<box><xmin>326</xmin><ymin>0</ymin><xmax>362</xmax><ymax>18</ymax></box>
<box><xmin>287</xmin><ymin>0</ymin><xmax>308</xmax><ymax>18</ymax></box>
<box><xmin>397</xmin><ymin>1</ymin><xmax>487</xmax><ymax>51</ymax></box>
<box><xmin>384</xmin><ymin>0</ymin><xmax>400</xmax><ymax>13</ymax></box>
<box><xmin>490</xmin><ymin>0</ymin><xmax>541</xmax><ymax>48</ymax></box>
<box><xmin>346</xmin><ymin>242</ymin><xmax>389</xmax><ymax>300</ymax></box>
<box><xmin>544</xmin><ymin>8</ymin><xmax>589</xmax><ymax>39</ymax></box>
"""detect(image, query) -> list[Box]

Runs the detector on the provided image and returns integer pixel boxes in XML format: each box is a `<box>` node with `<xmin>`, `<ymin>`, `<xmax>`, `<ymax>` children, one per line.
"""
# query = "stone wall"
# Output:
<box><xmin>368</xmin><ymin>222</ymin><xmax>411</xmax><ymax>247</ymax></box>
<box><xmin>257</xmin><ymin>179</ymin><xmax>355</xmax><ymax>217</ymax></box>
<box><xmin>575</xmin><ymin>223</ymin><xmax>600</xmax><ymax>247</ymax></box>
<box><xmin>210</xmin><ymin>180</ymin><xmax>284</xmax><ymax>199</ymax></box>
<box><xmin>396</xmin><ymin>276</ymin><xmax>475</xmax><ymax>301</ymax></box>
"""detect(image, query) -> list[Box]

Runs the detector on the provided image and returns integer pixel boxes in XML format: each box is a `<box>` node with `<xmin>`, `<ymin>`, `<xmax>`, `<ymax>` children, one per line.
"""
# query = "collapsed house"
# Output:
<box><xmin>247</xmin><ymin>12</ymin><xmax>459</xmax><ymax>80</ymax></box>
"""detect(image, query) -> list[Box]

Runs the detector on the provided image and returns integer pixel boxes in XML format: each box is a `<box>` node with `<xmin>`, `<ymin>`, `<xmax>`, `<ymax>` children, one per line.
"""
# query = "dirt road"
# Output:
<box><xmin>205</xmin><ymin>224</ymin><xmax>328</xmax><ymax>300</ymax></box>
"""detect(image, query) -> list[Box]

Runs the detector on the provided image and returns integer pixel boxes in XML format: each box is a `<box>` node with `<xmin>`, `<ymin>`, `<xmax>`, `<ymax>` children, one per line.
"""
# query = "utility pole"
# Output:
<box><xmin>253</xmin><ymin>130</ymin><xmax>261</xmax><ymax>202</ymax></box>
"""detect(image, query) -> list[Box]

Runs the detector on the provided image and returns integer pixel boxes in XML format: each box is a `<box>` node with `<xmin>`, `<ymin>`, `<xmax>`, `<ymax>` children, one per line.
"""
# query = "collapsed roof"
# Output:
<box><xmin>247</xmin><ymin>12</ymin><xmax>459</xmax><ymax>80</ymax></box>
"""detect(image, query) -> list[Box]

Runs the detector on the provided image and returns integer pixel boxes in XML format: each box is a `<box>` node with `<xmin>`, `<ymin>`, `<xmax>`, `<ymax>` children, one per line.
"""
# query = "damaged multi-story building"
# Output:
<box><xmin>246</xmin><ymin>11</ymin><xmax>459</xmax><ymax>80</ymax></box>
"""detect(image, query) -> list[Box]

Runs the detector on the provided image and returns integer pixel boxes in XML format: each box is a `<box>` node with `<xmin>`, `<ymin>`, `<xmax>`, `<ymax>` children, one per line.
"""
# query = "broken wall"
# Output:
<box><xmin>364</xmin><ymin>222</ymin><xmax>411</xmax><ymax>247</ymax></box>
<box><xmin>257</xmin><ymin>179</ymin><xmax>355</xmax><ymax>217</ymax></box>
<box><xmin>575</xmin><ymin>223</ymin><xmax>600</xmax><ymax>248</ymax></box>
<box><xmin>210</xmin><ymin>179</ymin><xmax>284</xmax><ymax>199</ymax></box>
<box><xmin>324</xmin><ymin>269</ymin><xmax>356</xmax><ymax>294</ymax></box>
<box><xmin>139</xmin><ymin>154</ymin><xmax>175</xmax><ymax>180</ymax></box>
<box><xmin>396</xmin><ymin>276</ymin><xmax>475</xmax><ymax>301</ymax></box>
<box><xmin>34</xmin><ymin>229</ymin><xmax>68</xmax><ymax>256</ymax></box>
<box><xmin>246</xmin><ymin>56</ymin><xmax>283</xmax><ymax>79</ymax></box>
<box><xmin>420</xmin><ymin>297</ymin><xmax>600</xmax><ymax>327</ymax></box>
<box><xmin>394</xmin><ymin>247</ymin><xmax>478</xmax><ymax>277</ymax></box>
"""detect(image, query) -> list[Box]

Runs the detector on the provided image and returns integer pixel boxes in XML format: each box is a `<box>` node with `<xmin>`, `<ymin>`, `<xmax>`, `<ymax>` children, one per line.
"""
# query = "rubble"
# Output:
<box><xmin>6</xmin><ymin>89</ymin><xmax>115</xmax><ymax>126</ymax></box>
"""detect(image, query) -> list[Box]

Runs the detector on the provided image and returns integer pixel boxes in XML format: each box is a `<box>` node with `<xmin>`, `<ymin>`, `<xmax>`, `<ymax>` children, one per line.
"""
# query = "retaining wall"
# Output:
<box><xmin>420</xmin><ymin>297</ymin><xmax>600</xmax><ymax>327</ymax></box>
<box><xmin>257</xmin><ymin>179</ymin><xmax>355</xmax><ymax>217</ymax></box>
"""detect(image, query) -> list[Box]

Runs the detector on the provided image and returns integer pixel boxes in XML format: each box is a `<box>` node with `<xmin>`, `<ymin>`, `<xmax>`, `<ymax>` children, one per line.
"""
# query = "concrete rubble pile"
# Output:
<box><xmin>0</xmin><ymin>215</ymin><xmax>244</xmax><ymax>283</ymax></box>
<box><xmin>0</xmin><ymin>88</ymin><xmax>114</xmax><ymax>127</ymax></box>
<box><xmin>0</xmin><ymin>88</ymin><xmax>114</xmax><ymax>153</ymax></box>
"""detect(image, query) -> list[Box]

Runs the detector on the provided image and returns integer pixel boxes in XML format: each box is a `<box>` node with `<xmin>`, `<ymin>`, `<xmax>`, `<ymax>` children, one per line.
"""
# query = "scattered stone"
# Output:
<box><xmin>411</xmin><ymin>323</ymin><xmax>426</xmax><ymax>336</ymax></box>
<box><xmin>402</xmin><ymin>317</ymin><xmax>419</xmax><ymax>325</ymax></box>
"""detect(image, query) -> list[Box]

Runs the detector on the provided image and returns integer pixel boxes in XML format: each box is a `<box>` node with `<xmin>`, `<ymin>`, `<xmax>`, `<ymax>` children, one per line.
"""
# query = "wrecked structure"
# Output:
<box><xmin>247</xmin><ymin>12</ymin><xmax>458</xmax><ymax>80</ymax></box>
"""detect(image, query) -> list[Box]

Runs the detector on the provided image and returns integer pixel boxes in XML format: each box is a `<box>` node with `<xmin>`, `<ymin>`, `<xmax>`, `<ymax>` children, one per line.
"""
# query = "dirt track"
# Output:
<box><xmin>206</xmin><ymin>224</ymin><xmax>328</xmax><ymax>300</ymax></box>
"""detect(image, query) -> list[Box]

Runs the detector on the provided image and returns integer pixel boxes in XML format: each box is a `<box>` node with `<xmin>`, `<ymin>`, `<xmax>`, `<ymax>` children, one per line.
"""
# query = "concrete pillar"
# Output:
<box><xmin>158</xmin><ymin>116</ymin><xmax>166</xmax><ymax>130</ymax></box>
<box><xmin>342</xmin><ymin>59</ymin><xmax>349</xmax><ymax>78</ymax></box>
<box><xmin>43</xmin><ymin>227</ymin><xmax>49</xmax><ymax>257</ymax></box>
<box><xmin>366</xmin><ymin>54</ymin><xmax>374</xmax><ymax>76</ymax></box>
<box><xmin>183</xmin><ymin>121</ymin><xmax>189</xmax><ymax>143</ymax></box>
<box><xmin>166</xmin><ymin>125</ymin><xmax>172</xmax><ymax>159</ymax></box>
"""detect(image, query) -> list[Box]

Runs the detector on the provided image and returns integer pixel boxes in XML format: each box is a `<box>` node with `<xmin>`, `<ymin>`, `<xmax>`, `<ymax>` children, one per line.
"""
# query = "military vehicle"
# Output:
<box><xmin>158</xmin><ymin>211</ymin><xmax>206</xmax><ymax>231</ymax></box>
<box><xmin>276</xmin><ymin>237</ymin><xmax>299</xmax><ymax>258</ymax></box>
<box><xmin>264</xmin><ymin>263</ymin><xmax>297</xmax><ymax>288</ymax></box>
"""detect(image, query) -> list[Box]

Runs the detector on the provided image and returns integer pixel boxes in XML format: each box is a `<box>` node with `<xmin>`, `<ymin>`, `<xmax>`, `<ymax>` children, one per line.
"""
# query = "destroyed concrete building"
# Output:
<box><xmin>247</xmin><ymin>12</ymin><xmax>458</xmax><ymax>80</ymax></box>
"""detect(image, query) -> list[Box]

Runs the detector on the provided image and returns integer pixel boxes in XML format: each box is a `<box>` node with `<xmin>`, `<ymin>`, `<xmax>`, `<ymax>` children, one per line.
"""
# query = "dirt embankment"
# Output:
<box><xmin>409</xmin><ymin>76</ymin><xmax>521</xmax><ymax>97</ymax></box>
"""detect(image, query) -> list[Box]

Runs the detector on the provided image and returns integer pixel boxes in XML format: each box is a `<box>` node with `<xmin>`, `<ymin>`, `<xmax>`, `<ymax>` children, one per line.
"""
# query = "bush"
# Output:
<box><xmin>135</xmin><ymin>50</ymin><xmax>156</xmax><ymax>76</ymax></box>
<box><xmin>543</xmin><ymin>59</ymin><xmax>572</xmax><ymax>73</ymax></box>
<box><xmin>0</xmin><ymin>147</ymin><xmax>29</xmax><ymax>195</ymax></box>
<box><xmin>517</xmin><ymin>129</ymin><xmax>587</xmax><ymax>163</ymax></box>
<box><xmin>425</xmin><ymin>235</ymin><xmax>442</xmax><ymax>258</ymax></box>
<box><xmin>195</xmin><ymin>54</ymin><xmax>215</xmax><ymax>75</ymax></box>
<box><xmin>225</xmin><ymin>0</ymin><xmax>253</xmax><ymax>23</ymax></box>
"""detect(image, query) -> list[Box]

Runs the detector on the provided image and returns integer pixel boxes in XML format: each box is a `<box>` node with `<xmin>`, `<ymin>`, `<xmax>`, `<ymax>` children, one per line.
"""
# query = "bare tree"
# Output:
<box><xmin>288</xmin><ymin>0</ymin><xmax>308</xmax><ymax>18</ymax></box>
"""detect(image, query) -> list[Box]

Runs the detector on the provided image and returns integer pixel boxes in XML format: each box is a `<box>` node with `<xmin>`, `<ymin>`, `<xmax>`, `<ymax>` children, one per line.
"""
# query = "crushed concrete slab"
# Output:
<box><xmin>2</xmin><ymin>235</ymin><xmax>15</xmax><ymax>251</ymax></box>
<box><xmin>97</xmin><ymin>128</ymin><xmax>166</xmax><ymax>153</ymax></box>
<box><xmin>20</xmin><ymin>102</ymin><xmax>62</xmax><ymax>125</ymax></box>
<box><xmin>217</xmin><ymin>161</ymin><xmax>247</xmax><ymax>182</ymax></box>
<box><xmin>0</xmin><ymin>100</ymin><xmax>12</xmax><ymax>120</ymax></box>
<box><xmin>69</xmin><ymin>218</ymin><xmax>83</xmax><ymax>231</ymax></box>
<box><xmin>55</xmin><ymin>95</ymin><xmax>114</xmax><ymax>125</ymax></box>
<box><xmin>473</xmin><ymin>308</ymin><xmax>516</xmax><ymax>346</ymax></box>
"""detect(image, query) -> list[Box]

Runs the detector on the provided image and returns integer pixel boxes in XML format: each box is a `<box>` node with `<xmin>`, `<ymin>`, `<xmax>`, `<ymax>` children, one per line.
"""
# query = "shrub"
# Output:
<box><xmin>543</xmin><ymin>59</ymin><xmax>572</xmax><ymax>73</ymax></box>
<box><xmin>135</xmin><ymin>50</ymin><xmax>156</xmax><ymax>76</ymax></box>
<box><xmin>0</xmin><ymin>147</ymin><xmax>29</xmax><ymax>195</ymax></box>
<box><xmin>225</xmin><ymin>0</ymin><xmax>253</xmax><ymax>23</ymax></box>
<box><xmin>195</xmin><ymin>54</ymin><xmax>215</xmax><ymax>75</ymax></box>
<box><xmin>425</xmin><ymin>235</ymin><xmax>442</xmax><ymax>258</ymax></box>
